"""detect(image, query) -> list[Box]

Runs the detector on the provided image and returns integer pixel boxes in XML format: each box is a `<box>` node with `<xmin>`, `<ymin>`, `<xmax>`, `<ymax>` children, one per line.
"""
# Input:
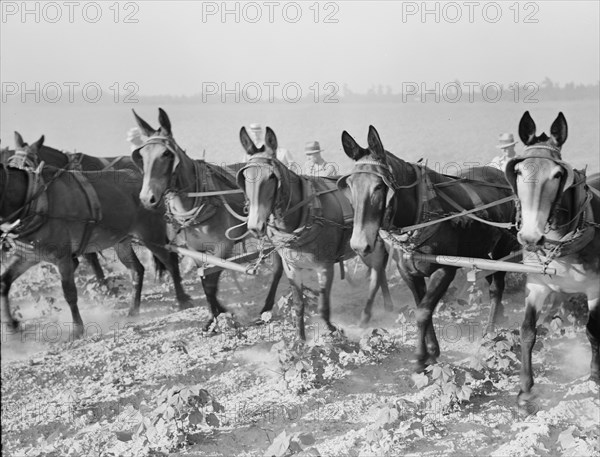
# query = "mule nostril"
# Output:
<box><xmin>537</xmin><ymin>236</ymin><xmax>545</xmax><ymax>246</ymax></box>
<box><xmin>149</xmin><ymin>195</ymin><xmax>156</xmax><ymax>205</ymax></box>
<box><xmin>364</xmin><ymin>244</ymin><xmax>372</xmax><ymax>255</ymax></box>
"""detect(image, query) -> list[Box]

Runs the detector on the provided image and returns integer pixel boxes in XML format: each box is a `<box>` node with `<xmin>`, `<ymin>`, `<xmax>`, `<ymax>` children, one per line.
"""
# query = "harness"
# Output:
<box><xmin>337</xmin><ymin>157</ymin><xmax>514</xmax><ymax>254</ymax></box>
<box><xmin>0</xmin><ymin>161</ymin><xmax>102</xmax><ymax>256</ymax></box>
<box><xmin>237</xmin><ymin>154</ymin><xmax>350</xmax><ymax>254</ymax></box>
<box><xmin>133</xmin><ymin>136</ymin><xmax>247</xmax><ymax>240</ymax></box>
<box><xmin>505</xmin><ymin>144</ymin><xmax>598</xmax><ymax>262</ymax></box>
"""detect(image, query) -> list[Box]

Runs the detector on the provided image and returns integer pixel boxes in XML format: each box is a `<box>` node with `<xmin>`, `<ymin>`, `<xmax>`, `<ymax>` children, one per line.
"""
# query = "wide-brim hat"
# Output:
<box><xmin>126</xmin><ymin>127</ymin><xmax>142</xmax><ymax>141</ymax></box>
<box><xmin>496</xmin><ymin>133</ymin><xmax>517</xmax><ymax>149</ymax></box>
<box><xmin>304</xmin><ymin>141</ymin><xmax>323</xmax><ymax>155</ymax></box>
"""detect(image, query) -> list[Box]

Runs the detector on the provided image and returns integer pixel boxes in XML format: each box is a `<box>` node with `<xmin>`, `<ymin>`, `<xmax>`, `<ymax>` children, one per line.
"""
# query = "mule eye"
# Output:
<box><xmin>554</xmin><ymin>171</ymin><xmax>563</xmax><ymax>180</ymax></box>
<box><xmin>162</xmin><ymin>151</ymin><xmax>171</xmax><ymax>158</ymax></box>
<box><xmin>374</xmin><ymin>183</ymin><xmax>384</xmax><ymax>191</ymax></box>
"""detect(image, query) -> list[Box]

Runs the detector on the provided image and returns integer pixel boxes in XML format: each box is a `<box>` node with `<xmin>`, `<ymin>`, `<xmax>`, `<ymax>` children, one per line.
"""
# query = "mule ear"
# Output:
<box><xmin>132</xmin><ymin>109</ymin><xmax>156</xmax><ymax>137</ymax></box>
<box><xmin>367</xmin><ymin>125</ymin><xmax>387</xmax><ymax>162</ymax></box>
<box><xmin>158</xmin><ymin>108</ymin><xmax>172</xmax><ymax>136</ymax></box>
<box><xmin>341</xmin><ymin>131</ymin><xmax>367</xmax><ymax>161</ymax></box>
<box><xmin>31</xmin><ymin>135</ymin><xmax>45</xmax><ymax>152</ymax></box>
<box><xmin>240</xmin><ymin>127</ymin><xmax>259</xmax><ymax>155</ymax></box>
<box><xmin>518</xmin><ymin>111</ymin><xmax>537</xmax><ymax>146</ymax></box>
<box><xmin>550</xmin><ymin>112</ymin><xmax>568</xmax><ymax>147</ymax></box>
<box><xmin>265</xmin><ymin>127</ymin><xmax>278</xmax><ymax>153</ymax></box>
<box><xmin>14</xmin><ymin>131</ymin><xmax>26</xmax><ymax>149</ymax></box>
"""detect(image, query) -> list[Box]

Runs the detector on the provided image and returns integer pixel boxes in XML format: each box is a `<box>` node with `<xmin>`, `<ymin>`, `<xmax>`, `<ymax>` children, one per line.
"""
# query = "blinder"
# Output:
<box><xmin>132</xmin><ymin>136</ymin><xmax>181</xmax><ymax>174</ymax></box>
<box><xmin>336</xmin><ymin>160</ymin><xmax>398</xmax><ymax>209</ymax></box>
<box><xmin>236</xmin><ymin>154</ymin><xmax>282</xmax><ymax>192</ymax></box>
<box><xmin>504</xmin><ymin>145</ymin><xmax>575</xmax><ymax>195</ymax></box>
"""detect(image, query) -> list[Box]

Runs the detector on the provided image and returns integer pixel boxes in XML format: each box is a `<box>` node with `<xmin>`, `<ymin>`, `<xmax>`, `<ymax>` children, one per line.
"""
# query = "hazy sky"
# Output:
<box><xmin>1</xmin><ymin>1</ymin><xmax>599</xmax><ymax>96</ymax></box>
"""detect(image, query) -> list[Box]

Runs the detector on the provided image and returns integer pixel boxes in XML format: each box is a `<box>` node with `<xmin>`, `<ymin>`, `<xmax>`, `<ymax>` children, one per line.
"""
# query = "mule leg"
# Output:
<box><xmin>201</xmin><ymin>271</ymin><xmax>229</xmax><ymax>331</ymax></box>
<box><xmin>0</xmin><ymin>255</ymin><xmax>38</xmax><ymax>330</ymax></box>
<box><xmin>84</xmin><ymin>253</ymin><xmax>106</xmax><ymax>286</ymax></box>
<box><xmin>261</xmin><ymin>251</ymin><xmax>285</xmax><ymax>314</ymax></box>
<box><xmin>359</xmin><ymin>256</ymin><xmax>380</xmax><ymax>327</ymax></box>
<box><xmin>360</xmin><ymin>244</ymin><xmax>392</xmax><ymax>326</ymax></box>
<box><xmin>316</xmin><ymin>263</ymin><xmax>337</xmax><ymax>333</ymax></box>
<box><xmin>586</xmin><ymin>297</ymin><xmax>600</xmax><ymax>382</ymax></box>
<box><xmin>115</xmin><ymin>241</ymin><xmax>145</xmax><ymax>317</ymax></box>
<box><xmin>56</xmin><ymin>256</ymin><xmax>85</xmax><ymax>338</ymax></box>
<box><xmin>376</xmin><ymin>242</ymin><xmax>394</xmax><ymax>312</ymax></box>
<box><xmin>281</xmin><ymin>261</ymin><xmax>306</xmax><ymax>340</ymax></box>
<box><xmin>149</xmin><ymin>246</ymin><xmax>193</xmax><ymax>310</ymax></box>
<box><xmin>486</xmin><ymin>271</ymin><xmax>508</xmax><ymax>329</ymax></box>
<box><xmin>414</xmin><ymin>267</ymin><xmax>456</xmax><ymax>371</ymax></box>
<box><xmin>518</xmin><ymin>282</ymin><xmax>550</xmax><ymax>408</ymax></box>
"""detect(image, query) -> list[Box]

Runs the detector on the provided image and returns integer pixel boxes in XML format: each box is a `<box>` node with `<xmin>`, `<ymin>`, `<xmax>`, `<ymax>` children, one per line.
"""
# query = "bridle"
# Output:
<box><xmin>505</xmin><ymin>144</ymin><xmax>579</xmax><ymax>232</ymax></box>
<box><xmin>337</xmin><ymin>157</ymin><xmax>421</xmax><ymax>230</ymax></box>
<box><xmin>237</xmin><ymin>154</ymin><xmax>295</xmax><ymax>222</ymax></box>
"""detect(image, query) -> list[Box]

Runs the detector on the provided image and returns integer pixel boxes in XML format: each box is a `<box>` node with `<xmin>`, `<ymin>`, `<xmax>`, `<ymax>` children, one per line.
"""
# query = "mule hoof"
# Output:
<box><xmin>493</xmin><ymin>313</ymin><xmax>510</xmax><ymax>327</ymax></box>
<box><xmin>414</xmin><ymin>358</ymin><xmax>428</xmax><ymax>374</ymax></box>
<box><xmin>178</xmin><ymin>300</ymin><xmax>195</xmax><ymax>311</ymax></box>
<box><xmin>359</xmin><ymin>312</ymin><xmax>371</xmax><ymax>328</ymax></box>
<box><xmin>127</xmin><ymin>307</ymin><xmax>140</xmax><ymax>317</ymax></box>
<box><xmin>425</xmin><ymin>355</ymin><xmax>438</xmax><ymax>366</ymax></box>
<box><xmin>73</xmin><ymin>324</ymin><xmax>85</xmax><ymax>339</ymax></box>
<box><xmin>1</xmin><ymin>315</ymin><xmax>19</xmax><ymax>331</ymax></box>
<box><xmin>517</xmin><ymin>391</ymin><xmax>539</xmax><ymax>417</ymax></box>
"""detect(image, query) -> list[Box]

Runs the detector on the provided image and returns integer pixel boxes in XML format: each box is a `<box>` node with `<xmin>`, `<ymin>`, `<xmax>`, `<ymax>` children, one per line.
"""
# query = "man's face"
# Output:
<box><xmin>504</xmin><ymin>146</ymin><xmax>516</xmax><ymax>157</ymax></box>
<box><xmin>250</xmin><ymin>129</ymin><xmax>263</xmax><ymax>145</ymax></box>
<box><xmin>307</xmin><ymin>153</ymin><xmax>320</xmax><ymax>164</ymax></box>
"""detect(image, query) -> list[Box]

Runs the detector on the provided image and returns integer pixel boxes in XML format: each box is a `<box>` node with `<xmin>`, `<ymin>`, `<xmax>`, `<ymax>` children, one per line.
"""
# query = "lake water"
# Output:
<box><xmin>2</xmin><ymin>99</ymin><xmax>598</xmax><ymax>174</ymax></box>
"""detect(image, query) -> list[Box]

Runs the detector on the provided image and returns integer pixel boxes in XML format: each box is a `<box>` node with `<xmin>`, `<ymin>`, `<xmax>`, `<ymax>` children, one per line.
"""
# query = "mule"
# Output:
<box><xmin>2</xmin><ymin>136</ymin><xmax>140</xmax><ymax>285</ymax></box>
<box><xmin>238</xmin><ymin>126</ymin><xmax>393</xmax><ymax>339</ymax></box>
<box><xmin>1</xmin><ymin>134</ymin><xmax>192</xmax><ymax>338</ymax></box>
<box><xmin>339</xmin><ymin>126</ymin><xmax>518</xmax><ymax>371</ymax></box>
<box><xmin>131</xmin><ymin>108</ymin><xmax>284</xmax><ymax>329</ymax></box>
<box><xmin>505</xmin><ymin>111</ymin><xmax>600</xmax><ymax>408</ymax></box>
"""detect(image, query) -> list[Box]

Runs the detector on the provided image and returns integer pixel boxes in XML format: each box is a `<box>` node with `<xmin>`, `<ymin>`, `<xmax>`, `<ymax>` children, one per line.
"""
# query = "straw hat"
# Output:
<box><xmin>126</xmin><ymin>127</ymin><xmax>143</xmax><ymax>142</ymax></box>
<box><xmin>304</xmin><ymin>141</ymin><xmax>324</xmax><ymax>155</ymax></box>
<box><xmin>496</xmin><ymin>133</ymin><xmax>517</xmax><ymax>149</ymax></box>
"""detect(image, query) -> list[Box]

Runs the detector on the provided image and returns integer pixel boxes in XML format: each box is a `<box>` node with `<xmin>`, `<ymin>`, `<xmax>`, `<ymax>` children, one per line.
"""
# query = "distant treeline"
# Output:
<box><xmin>137</xmin><ymin>78</ymin><xmax>600</xmax><ymax>105</ymax></box>
<box><xmin>2</xmin><ymin>78</ymin><xmax>598</xmax><ymax>105</ymax></box>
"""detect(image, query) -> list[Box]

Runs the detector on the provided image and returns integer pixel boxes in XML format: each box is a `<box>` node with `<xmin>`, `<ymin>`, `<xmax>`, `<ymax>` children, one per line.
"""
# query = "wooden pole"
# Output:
<box><xmin>403</xmin><ymin>252</ymin><xmax>557</xmax><ymax>276</ymax></box>
<box><xmin>165</xmin><ymin>245</ymin><xmax>257</xmax><ymax>275</ymax></box>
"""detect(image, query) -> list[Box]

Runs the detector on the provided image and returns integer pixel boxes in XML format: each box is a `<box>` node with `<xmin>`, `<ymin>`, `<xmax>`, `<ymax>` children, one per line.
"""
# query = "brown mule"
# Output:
<box><xmin>339</xmin><ymin>126</ymin><xmax>518</xmax><ymax>371</ymax></box>
<box><xmin>1</xmin><ymin>134</ymin><xmax>193</xmax><ymax>338</ymax></box>
<box><xmin>131</xmin><ymin>108</ymin><xmax>284</xmax><ymax>330</ymax></box>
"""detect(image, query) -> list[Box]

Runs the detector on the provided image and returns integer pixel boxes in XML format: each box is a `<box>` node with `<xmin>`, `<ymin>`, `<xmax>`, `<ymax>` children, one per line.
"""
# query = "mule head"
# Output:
<box><xmin>10</xmin><ymin>132</ymin><xmax>44</xmax><ymax>169</ymax></box>
<box><xmin>505</xmin><ymin>111</ymin><xmax>573</xmax><ymax>247</ymax></box>
<box><xmin>131</xmin><ymin>108</ymin><xmax>180</xmax><ymax>209</ymax></box>
<box><xmin>338</xmin><ymin>126</ymin><xmax>391</xmax><ymax>257</ymax></box>
<box><xmin>237</xmin><ymin>126</ymin><xmax>279</xmax><ymax>237</ymax></box>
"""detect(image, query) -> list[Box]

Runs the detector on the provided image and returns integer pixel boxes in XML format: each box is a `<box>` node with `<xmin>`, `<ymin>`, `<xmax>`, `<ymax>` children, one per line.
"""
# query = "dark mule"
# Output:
<box><xmin>1</xmin><ymin>135</ymin><xmax>192</xmax><ymax>338</ymax></box>
<box><xmin>505</xmin><ymin>111</ymin><xmax>600</xmax><ymax>408</ymax></box>
<box><xmin>238</xmin><ymin>126</ymin><xmax>393</xmax><ymax>339</ymax></box>
<box><xmin>2</xmin><ymin>137</ymin><xmax>141</xmax><ymax>285</ymax></box>
<box><xmin>131</xmin><ymin>109</ymin><xmax>284</xmax><ymax>329</ymax></box>
<box><xmin>339</xmin><ymin>126</ymin><xmax>517</xmax><ymax>370</ymax></box>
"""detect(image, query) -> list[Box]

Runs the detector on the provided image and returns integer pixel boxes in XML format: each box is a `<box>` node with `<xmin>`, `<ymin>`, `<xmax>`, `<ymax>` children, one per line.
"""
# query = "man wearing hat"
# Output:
<box><xmin>302</xmin><ymin>141</ymin><xmax>337</xmax><ymax>178</ymax></box>
<box><xmin>490</xmin><ymin>132</ymin><xmax>518</xmax><ymax>170</ymax></box>
<box><xmin>126</xmin><ymin>127</ymin><xmax>146</xmax><ymax>152</ymax></box>
<box><xmin>245</xmin><ymin>123</ymin><xmax>295</xmax><ymax>167</ymax></box>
